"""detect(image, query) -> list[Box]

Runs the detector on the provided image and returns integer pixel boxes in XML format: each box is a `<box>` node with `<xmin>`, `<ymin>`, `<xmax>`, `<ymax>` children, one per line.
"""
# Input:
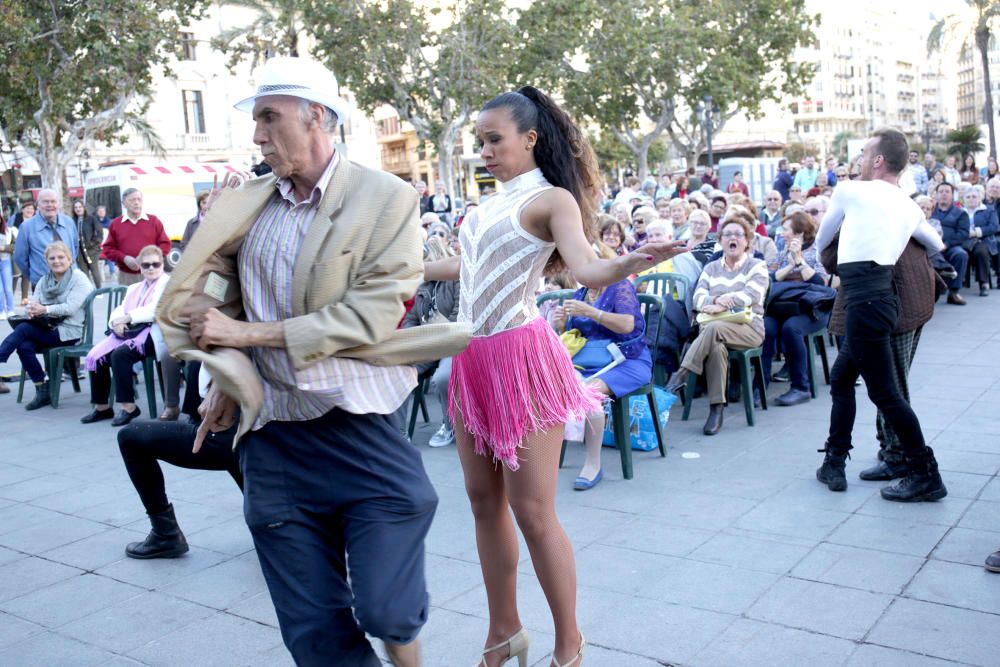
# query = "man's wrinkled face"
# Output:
<box><xmin>37</xmin><ymin>192</ymin><xmax>60</xmax><ymax>221</ymax></box>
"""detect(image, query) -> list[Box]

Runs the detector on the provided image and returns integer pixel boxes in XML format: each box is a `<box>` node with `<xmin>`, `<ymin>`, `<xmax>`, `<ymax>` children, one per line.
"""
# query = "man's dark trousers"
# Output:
<box><xmin>239</xmin><ymin>407</ymin><xmax>438</xmax><ymax>667</ymax></box>
<box><xmin>875</xmin><ymin>327</ymin><xmax>922</xmax><ymax>465</ymax></box>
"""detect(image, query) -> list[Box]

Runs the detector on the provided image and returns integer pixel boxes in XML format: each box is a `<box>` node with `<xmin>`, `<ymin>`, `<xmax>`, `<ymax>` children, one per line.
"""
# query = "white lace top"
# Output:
<box><xmin>458</xmin><ymin>168</ymin><xmax>555</xmax><ymax>337</ymax></box>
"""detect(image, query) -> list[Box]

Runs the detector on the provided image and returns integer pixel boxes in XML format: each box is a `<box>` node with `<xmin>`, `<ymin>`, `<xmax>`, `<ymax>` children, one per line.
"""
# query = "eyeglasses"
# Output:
<box><xmin>806</xmin><ymin>208</ymin><xmax>823</xmax><ymax>216</ymax></box>
<box><xmin>720</xmin><ymin>231</ymin><xmax>746</xmax><ymax>238</ymax></box>
<box><xmin>140</xmin><ymin>262</ymin><xmax>162</xmax><ymax>269</ymax></box>
<box><xmin>430</xmin><ymin>231</ymin><xmax>448</xmax><ymax>239</ymax></box>
<box><xmin>766</xmin><ymin>197</ymin><xmax>781</xmax><ymax>201</ymax></box>
<box><xmin>632</xmin><ymin>218</ymin><xmax>647</xmax><ymax>224</ymax></box>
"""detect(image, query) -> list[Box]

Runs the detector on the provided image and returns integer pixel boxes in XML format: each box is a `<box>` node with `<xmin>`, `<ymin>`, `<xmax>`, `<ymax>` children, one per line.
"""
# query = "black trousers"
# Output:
<box><xmin>827</xmin><ymin>293</ymin><xmax>928</xmax><ymax>459</ymax></box>
<box><xmin>89</xmin><ymin>337</ymin><xmax>155</xmax><ymax>405</ymax></box>
<box><xmin>875</xmin><ymin>327</ymin><xmax>922</xmax><ymax>464</ymax></box>
<box><xmin>968</xmin><ymin>240</ymin><xmax>992</xmax><ymax>286</ymax></box>
<box><xmin>117</xmin><ymin>420</ymin><xmax>242</xmax><ymax>515</ymax></box>
<box><xmin>239</xmin><ymin>407</ymin><xmax>438</xmax><ymax>667</ymax></box>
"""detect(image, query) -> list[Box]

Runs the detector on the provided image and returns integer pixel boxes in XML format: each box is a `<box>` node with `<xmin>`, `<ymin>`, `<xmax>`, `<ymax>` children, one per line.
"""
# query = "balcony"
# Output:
<box><xmin>176</xmin><ymin>134</ymin><xmax>211</xmax><ymax>150</ymax></box>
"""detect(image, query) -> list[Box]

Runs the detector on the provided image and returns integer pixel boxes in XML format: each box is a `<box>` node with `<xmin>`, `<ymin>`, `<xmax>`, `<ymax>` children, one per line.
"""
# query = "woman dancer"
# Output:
<box><xmin>427</xmin><ymin>87</ymin><xmax>684</xmax><ymax>667</ymax></box>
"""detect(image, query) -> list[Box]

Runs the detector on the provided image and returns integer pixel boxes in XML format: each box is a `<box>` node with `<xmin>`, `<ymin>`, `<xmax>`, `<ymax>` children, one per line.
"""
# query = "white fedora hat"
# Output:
<box><xmin>234</xmin><ymin>56</ymin><xmax>349</xmax><ymax>127</ymax></box>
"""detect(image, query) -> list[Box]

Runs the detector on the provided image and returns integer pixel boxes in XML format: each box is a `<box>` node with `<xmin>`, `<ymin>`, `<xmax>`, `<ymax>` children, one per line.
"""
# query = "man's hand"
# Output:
<box><xmin>123</xmin><ymin>256</ymin><xmax>140</xmax><ymax>271</ymax></box>
<box><xmin>190</xmin><ymin>307</ymin><xmax>251</xmax><ymax>350</ymax></box>
<box><xmin>204</xmin><ymin>172</ymin><xmax>251</xmax><ymax>213</ymax></box>
<box><xmin>620</xmin><ymin>240</ymin><xmax>689</xmax><ymax>274</ymax></box>
<box><xmin>193</xmin><ymin>386</ymin><xmax>238</xmax><ymax>453</ymax></box>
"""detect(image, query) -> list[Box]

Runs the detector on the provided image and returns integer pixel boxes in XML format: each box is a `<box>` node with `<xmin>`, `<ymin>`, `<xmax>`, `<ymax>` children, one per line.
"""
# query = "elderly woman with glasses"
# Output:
<box><xmin>82</xmin><ymin>245</ymin><xmax>178</xmax><ymax>426</ymax></box>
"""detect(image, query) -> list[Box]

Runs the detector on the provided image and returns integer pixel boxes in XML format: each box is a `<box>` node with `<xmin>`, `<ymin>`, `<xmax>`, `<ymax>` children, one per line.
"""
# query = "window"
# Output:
<box><xmin>817</xmin><ymin>101</ymin><xmax>824</xmax><ymax>113</ymax></box>
<box><xmin>182</xmin><ymin>90</ymin><xmax>206</xmax><ymax>134</ymax></box>
<box><xmin>179</xmin><ymin>32</ymin><xmax>196</xmax><ymax>61</ymax></box>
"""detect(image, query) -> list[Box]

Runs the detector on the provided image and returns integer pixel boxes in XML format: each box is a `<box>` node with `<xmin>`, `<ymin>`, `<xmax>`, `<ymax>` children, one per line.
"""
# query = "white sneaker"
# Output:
<box><xmin>428</xmin><ymin>424</ymin><xmax>455</xmax><ymax>448</ymax></box>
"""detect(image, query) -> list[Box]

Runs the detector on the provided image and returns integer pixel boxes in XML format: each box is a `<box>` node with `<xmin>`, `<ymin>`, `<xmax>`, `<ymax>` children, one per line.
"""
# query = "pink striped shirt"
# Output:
<box><xmin>238</xmin><ymin>153</ymin><xmax>416</xmax><ymax>429</ymax></box>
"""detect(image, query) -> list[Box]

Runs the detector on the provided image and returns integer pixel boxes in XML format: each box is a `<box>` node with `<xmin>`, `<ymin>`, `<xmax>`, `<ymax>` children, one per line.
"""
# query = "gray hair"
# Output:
<box><xmin>121</xmin><ymin>187</ymin><xmax>141</xmax><ymax>203</ymax></box>
<box><xmin>646</xmin><ymin>220</ymin><xmax>671</xmax><ymax>237</ymax></box>
<box><xmin>914</xmin><ymin>194</ymin><xmax>933</xmax><ymax>208</ymax></box>
<box><xmin>298</xmin><ymin>99</ymin><xmax>338</xmax><ymax>134</ymax></box>
<box><xmin>37</xmin><ymin>188</ymin><xmax>60</xmax><ymax>203</ymax></box>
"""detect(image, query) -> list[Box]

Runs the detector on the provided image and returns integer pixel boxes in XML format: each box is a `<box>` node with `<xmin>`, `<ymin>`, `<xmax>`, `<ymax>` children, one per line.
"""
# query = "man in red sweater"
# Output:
<box><xmin>101</xmin><ymin>188</ymin><xmax>171</xmax><ymax>285</ymax></box>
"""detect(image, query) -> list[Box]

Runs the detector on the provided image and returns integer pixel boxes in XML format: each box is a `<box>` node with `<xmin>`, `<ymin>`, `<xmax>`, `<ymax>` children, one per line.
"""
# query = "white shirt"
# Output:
<box><xmin>816</xmin><ymin>179</ymin><xmax>944</xmax><ymax>265</ymax></box>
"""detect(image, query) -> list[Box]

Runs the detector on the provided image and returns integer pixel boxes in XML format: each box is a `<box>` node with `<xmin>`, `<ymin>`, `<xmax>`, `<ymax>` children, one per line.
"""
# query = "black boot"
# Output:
<box><xmin>816</xmin><ymin>445</ymin><xmax>849</xmax><ymax>492</ymax></box>
<box><xmin>858</xmin><ymin>459</ymin><xmax>908</xmax><ymax>481</ymax></box>
<box><xmin>703</xmin><ymin>404</ymin><xmax>724</xmax><ymax>435</ymax></box>
<box><xmin>881</xmin><ymin>447</ymin><xmax>948</xmax><ymax>502</ymax></box>
<box><xmin>125</xmin><ymin>504</ymin><xmax>189</xmax><ymax>559</ymax></box>
<box><xmin>25</xmin><ymin>383</ymin><xmax>51</xmax><ymax>411</ymax></box>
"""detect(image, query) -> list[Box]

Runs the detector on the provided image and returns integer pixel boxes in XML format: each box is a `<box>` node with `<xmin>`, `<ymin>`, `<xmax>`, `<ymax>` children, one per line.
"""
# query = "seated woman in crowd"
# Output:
<box><xmin>668</xmin><ymin>198</ymin><xmax>689</xmax><ymax>238</ymax></box>
<box><xmin>401</xmin><ymin>236</ymin><xmax>461</xmax><ymax>447</ymax></box>
<box><xmin>762</xmin><ymin>211</ymin><xmax>831</xmax><ymax>407</ymax></box>
<box><xmin>683</xmin><ymin>209</ymin><xmax>716</xmax><ymax>262</ymax></box>
<box><xmin>666</xmin><ymin>215</ymin><xmax>769</xmax><ymax>435</ymax></box>
<box><xmin>82</xmin><ymin>245</ymin><xmax>179</xmax><ymax>426</ymax></box>
<box><xmin>0</xmin><ymin>241</ymin><xmax>93</xmax><ymax>409</ymax></box>
<box><xmin>962</xmin><ymin>185</ymin><xmax>998</xmax><ymax>296</ymax></box>
<box><xmin>629</xmin><ymin>205</ymin><xmax>657</xmax><ymax>249</ymax></box>
<box><xmin>600</xmin><ymin>214</ymin><xmax>629</xmax><ymax>256</ymax></box>
<box><xmin>552</xmin><ymin>252</ymin><xmax>651</xmax><ymax>490</ymax></box>
<box><xmin>915</xmin><ymin>195</ymin><xmax>942</xmax><ymax>237</ymax></box>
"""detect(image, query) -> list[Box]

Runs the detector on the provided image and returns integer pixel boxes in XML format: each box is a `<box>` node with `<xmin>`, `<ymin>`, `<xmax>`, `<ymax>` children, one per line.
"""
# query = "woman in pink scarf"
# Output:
<box><xmin>82</xmin><ymin>245</ymin><xmax>170</xmax><ymax>426</ymax></box>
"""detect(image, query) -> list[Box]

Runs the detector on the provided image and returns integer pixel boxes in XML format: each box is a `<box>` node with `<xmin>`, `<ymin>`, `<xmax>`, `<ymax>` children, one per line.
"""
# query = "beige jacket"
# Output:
<box><xmin>156</xmin><ymin>159</ymin><xmax>471</xmax><ymax>440</ymax></box>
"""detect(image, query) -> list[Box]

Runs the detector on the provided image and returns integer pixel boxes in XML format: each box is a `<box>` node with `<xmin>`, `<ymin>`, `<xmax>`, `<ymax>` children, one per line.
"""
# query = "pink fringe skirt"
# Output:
<box><xmin>448</xmin><ymin>317</ymin><xmax>603</xmax><ymax>470</ymax></box>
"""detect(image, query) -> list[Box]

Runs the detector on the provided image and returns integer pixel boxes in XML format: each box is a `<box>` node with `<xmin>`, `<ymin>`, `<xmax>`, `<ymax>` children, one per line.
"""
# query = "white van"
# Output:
<box><xmin>84</xmin><ymin>161</ymin><xmax>246</xmax><ymax>270</ymax></box>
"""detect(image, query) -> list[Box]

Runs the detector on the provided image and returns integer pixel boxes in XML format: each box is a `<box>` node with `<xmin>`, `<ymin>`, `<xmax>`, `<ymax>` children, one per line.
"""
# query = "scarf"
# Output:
<box><xmin>36</xmin><ymin>268</ymin><xmax>78</xmax><ymax>305</ymax></box>
<box><xmin>84</xmin><ymin>274</ymin><xmax>164</xmax><ymax>371</ymax></box>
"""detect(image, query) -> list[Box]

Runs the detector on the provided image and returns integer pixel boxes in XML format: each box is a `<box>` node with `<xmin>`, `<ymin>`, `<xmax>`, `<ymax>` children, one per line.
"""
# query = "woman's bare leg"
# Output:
<box><xmin>503</xmin><ymin>424</ymin><xmax>582</xmax><ymax>665</ymax></box>
<box><xmin>454</xmin><ymin>411</ymin><xmax>522</xmax><ymax>666</ymax></box>
<box><xmin>579</xmin><ymin>380</ymin><xmax>611</xmax><ymax>480</ymax></box>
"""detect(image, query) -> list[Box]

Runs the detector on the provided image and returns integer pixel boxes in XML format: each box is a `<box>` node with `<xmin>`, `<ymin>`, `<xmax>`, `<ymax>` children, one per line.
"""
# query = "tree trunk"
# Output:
<box><xmin>435</xmin><ymin>116</ymin><xmax>466</xmax><ymax>218</ymax></box>
<box><xmin>977</xmin><ymin>25</ymin><xmax>997</xmax><ymax>158</ymax></box>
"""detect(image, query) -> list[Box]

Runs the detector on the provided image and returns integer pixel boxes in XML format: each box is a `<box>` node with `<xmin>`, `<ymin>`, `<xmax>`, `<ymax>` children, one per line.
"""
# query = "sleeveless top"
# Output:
<box><xmin>458</xmin><ymin>168</ymin><xmax>555</xmax><ymax>337</ymax></box>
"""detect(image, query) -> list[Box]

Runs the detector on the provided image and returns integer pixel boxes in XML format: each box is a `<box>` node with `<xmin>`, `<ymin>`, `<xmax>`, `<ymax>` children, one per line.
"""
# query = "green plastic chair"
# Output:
<box><xmin>804</xmin><ymin>327</ymin><xmax>831</xmax><ymax>399</ymax></box>
<box><xmin>535</xmin><ymin>289</ymin><xmax>577</xmax><ymax>308</ymax></box>
<box><xmin>559</xmin><ymin>292</ymin><xmax>666</xmax><ymax>480</ymax></box>
<box><xmin>681</xmin><ymin>345</ymin><xmax>769</xmax><ymax>426</ymax></box>
<box><xmin>633</xmin><ymin>272</ymin><xmax>691</xmax><ymax>304</ymax></box>
<box><xmin>407</xmin><ymin>365</ymin><xmax>436</xmax><ymax>438</ymax></box>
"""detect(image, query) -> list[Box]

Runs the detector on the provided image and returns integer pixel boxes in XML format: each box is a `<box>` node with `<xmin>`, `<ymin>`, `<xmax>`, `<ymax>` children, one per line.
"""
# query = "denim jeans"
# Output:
<box><xmin>0</xmin><ymin>258</ymin><xmax>14</xmax><ymax>313</ymax></box>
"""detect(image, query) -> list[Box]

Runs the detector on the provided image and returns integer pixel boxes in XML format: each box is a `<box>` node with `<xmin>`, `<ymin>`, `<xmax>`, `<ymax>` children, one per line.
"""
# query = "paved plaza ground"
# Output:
<box><xmin>1</xmin><ymin>290</ymin><xmax>999</xmax><ymax>667</ymax></box>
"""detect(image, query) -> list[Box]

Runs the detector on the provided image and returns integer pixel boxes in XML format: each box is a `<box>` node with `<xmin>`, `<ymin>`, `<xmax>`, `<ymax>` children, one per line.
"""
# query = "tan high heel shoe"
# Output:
<box><xmin>479</xmin><ymin>627</ymin><xmax>530</xmax><ymax>667</ymax></box>
<box><xmin>550</xmin><ymin>634</ymin><xmax>585</xmax><ymax>667</ymax></box>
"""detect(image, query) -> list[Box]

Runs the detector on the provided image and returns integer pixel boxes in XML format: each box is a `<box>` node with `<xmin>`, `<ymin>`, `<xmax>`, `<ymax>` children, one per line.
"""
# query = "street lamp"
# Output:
<box><xmin>922</xmin><ymin>112</ymin><xmax>933</xmax><ymax>152</ymax></box>
<box><xmin>698</xmin><ymin>95</ymin><xmax>721</xmax><ymax>170</ymax></box>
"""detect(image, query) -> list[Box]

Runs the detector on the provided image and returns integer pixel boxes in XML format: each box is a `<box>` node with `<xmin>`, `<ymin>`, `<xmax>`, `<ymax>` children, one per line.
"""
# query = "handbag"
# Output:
<box><xmin>696</xmin><ymin>304</ymin><xmax>753</xmax><ymax>325</ymax></box>
<box><xmin>105</xmin><ymin>322</ymin><xmax>151</xmax><ymax>340</ymax></box>
<box><xmin>7</xmin><ymin>314</ymin><xmax>66</xmax><ymax>331</ymax></box>
<box><xmin>559</xmin><ymin>328</ymin><xmax>587</xmax><ymax>357</ymax></box>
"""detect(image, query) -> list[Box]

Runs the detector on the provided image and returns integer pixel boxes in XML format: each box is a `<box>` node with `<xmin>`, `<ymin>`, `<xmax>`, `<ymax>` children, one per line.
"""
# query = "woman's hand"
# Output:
<box><xmin>27</xmin><ymin>302</ymin><xmax>47</xmax><ymax>317</ymax></box>
<box><xmin>701</xmin><ymin>304</ymin><xmax>726</xmax><ymax>314</ymax></box>
<box><xmin>562</xmin><ymin>299</ymin><xmax>599</xmax><ymax>320</ymax></box>
<box><xmin>715</xmin><ymin>295</ymin><xmax>737</xmax><ymax>308</ymax></box>
<box><xmin>552</xmin><ymin>305</ymin><xmax>567</xmax><ymax>330</ymax></box>
<box><xmin>620</xmin><ymin>240</ymin><xmax>689</xmax><ymax>275</ymax></box>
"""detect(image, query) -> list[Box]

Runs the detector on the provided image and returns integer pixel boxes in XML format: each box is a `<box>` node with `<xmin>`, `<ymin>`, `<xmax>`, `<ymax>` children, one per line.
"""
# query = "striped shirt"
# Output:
<box><xmin>238</xmin><ymin>153</ymin><xmax>416</xmax><ymax>429</ymax></box>
<box><xmin>693</xmin><ymin>255</ymin><xmax>770</xmax><ymax>335</ymax></box>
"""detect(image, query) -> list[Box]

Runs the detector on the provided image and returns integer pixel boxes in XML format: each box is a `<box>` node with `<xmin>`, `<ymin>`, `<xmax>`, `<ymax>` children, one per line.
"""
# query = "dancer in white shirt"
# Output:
<box><xmin>815</xmin><ymin>128</ymin><xmax>948</xmax><ymax>502</ymax></box>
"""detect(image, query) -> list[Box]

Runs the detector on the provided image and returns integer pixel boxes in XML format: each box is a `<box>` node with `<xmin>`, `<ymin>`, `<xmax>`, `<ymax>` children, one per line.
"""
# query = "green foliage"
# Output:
<box><xmin>0</xmin><ymin>0</ymin><xmax>204</xmax><ymax>188</ymax></box>
<box><xmin>212</xmin><ymin>0</ymin><xmax>305</xmax><ymax>71</ymax></box>
<box><xmin>946</xmin><ymin>125</ymin><xmax>986</xmax><ymax>157</ymax></box>
<box><xmin>785</xmin><ymin>141</ymin><xmax>822</xmax><ymax>164</ymax></box>
<box><xmin>831</xmin><ymin>131</ymin><xmax>858</xmax><ymax>163</ymax></box>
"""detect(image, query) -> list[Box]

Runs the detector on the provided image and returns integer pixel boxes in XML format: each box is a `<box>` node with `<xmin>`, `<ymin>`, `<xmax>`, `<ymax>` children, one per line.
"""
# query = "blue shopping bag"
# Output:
<box><xmin>602</xmin><ymin>386</ymin><xmax>677</xmax><ymax>451</ymax></box>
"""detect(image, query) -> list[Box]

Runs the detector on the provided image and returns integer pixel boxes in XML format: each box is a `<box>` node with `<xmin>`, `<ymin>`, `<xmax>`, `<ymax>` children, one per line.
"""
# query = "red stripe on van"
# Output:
<box><xmin>225</xmin><ymin>166</ymin><xmax>237</xmax><ymax>172</ymax></box>
<box><xmin>155</xmin><ymin>166</ymin><xmax>170</xmax><ymax>174</ymax></box>
<box><xmin>179</xmin><ymin>166</ymin><xmax>194</xmax><ymax>173</ymax></box>
<box><xmin>203</xmin><ymin>166</ymin><xmax>216</xmax><ymax>173</ymax></box>
<box><xmin>130</xmin><ymin>167</ymin><xmax>146</xmax><ymax>175</ymax></box>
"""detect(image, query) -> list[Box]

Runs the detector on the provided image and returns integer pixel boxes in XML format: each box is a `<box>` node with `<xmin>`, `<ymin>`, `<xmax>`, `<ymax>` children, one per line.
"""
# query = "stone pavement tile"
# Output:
<box><xmin>686</xmin><ymin>530</ymin><xmax>813</xmax><ymax>575</ymax></box>
<box><xmin>224</xmin><ymin>591</ymin><xmax>278</xmax><ymax>628</ymax></box>
<box><xmin>0</xmin><ymin>512</ymin><xmax>110</xmax><ymax>554</ymax></box>
<box><xmin>867</xmin><ymin>598</ymin><xmax>1000</xmax><ymax>667</ymax></box>
<box><xmin>561</xmin><ymin>644</ymin><xmax>665</xmax><ymax>667</ymax></box>
<box><xmin>677</xmin><ymin>471</ymin><xmax>793</xmax><ymax>502</ymax></box>
<box><xmin>760</xmin><ymin>477</ymin><xmax>879</xmax><ymax>513</ymax></box>
<box><xmin>0</xmin><ymin>556</ymin><xmax>83</xmax><ymax>603</ymax></box>
<box><xmin>627</xmin><ymin>490</ymin><xmax>759</xmax><ymax>532</ymax></box>
<box><xmin>0</xmin><ymin>630</ymin><xmax>116</xmax><ymax>666</ymax></box>
<box><xmin>30</xmin><ymin>481</ymin><xmax>137</xmax><ymax>515</ymax></box>
<box><xmin>245</xmin><ymin>642</ymin><xmax>295</xmax><ymax>666</ymax></box>
<box><xmin>58</xmin><ymin>590</ymin><xmax>217</xmax><ymax>654</ymax></box>
<box><xmin>59</xmin><ymin>457</ymin><xmax>136</xmax><ymax>485</ymax></box>
<box><xmin>944</xmin><ymin>412</ymin><xmax>1000</xmax><ymax>436</ymax></box>
<box><xmin>185</xmin><ymin>517</ymin><xmax>255</xmax><ymax>557</ymax></box>
<box><xmin>40</xmin><ymin>526</ymin><xmax>147</xmax><ymax>572</ymax></box>
<box><xmin>745</xmin><ymin>576</ymin><xmax>893</xmax><ymax>640</ymax></box>
<box><xmin>0</xmin><ymin>473</ymin><xmax>86</xmax><ymax>503</ymax></box>
<box><xmin>846</xmin><ymin>644</ymin><xmax>977</xmax><ymax>667</ymax></box>
<box><xmin>424</xmin><ymin>500</ymin><xmax>481</xmax><ymax>563</ymax></box>
<box><xmin>0</xmin><ymin>573</ymin><xmax>145</xmax><ymax>628</ymax></box>
<box><xmin>904</xmin><ymin>559</ymin><xmax>1000</xmax><ymax>615</ymax></box>
<box><xmin>0</xmin><ymin>611</ymin><xmax>44</xmax><ymax>647</ymax></box>
<box><xmin>931</xmin><ymin>527</ymin><xmax>1000</xmax><ymax>567</ymax></box>
<box><xmin>96</xmin><ymin>656</ymin><xmax>148</xmax><ymax>666</ymax></box>
<box><xmin>958</xmin><ymin>499</ymin><xmax>1000</xmax><ymax>532</ymax></box>
<box><xmin>160</xmin><ymin>551</ymin><xmax>267</xmax><ymax>610</ymax></box>
<box><xmin>127</xmin><ymin>611</ymin><xmax>284</xmax><ymax>666</ymax></box>
<box><xmin>932</xmin><ymin>471</ymin><xmax>993</xmax><ymax>499</ymax></box>
<box><xmin>932</xmin><ymin>448</ymin><xmax>1000</xmax><ymax>476</ymax></box>
<box><xmin>909</xmin><ymin>397</ymin><xmax>969</xmax><ymax>431</ymax></box>
<box><xmin>826</xmin><ymin>514</ymin><xmax>951</xmax><ymax>558</ymax></box>
<box><xmin>567</xmin><ymin>543</ymin><xmax>680</xmax><ymax>598</ymax></box>
<box><xmin>425</xmin><ymin>553</ymin><xmax>486</xmax><ymax>607</ymax></box>
<box><xmin>645</xmin><ymin>555</ymin><xmax>781</xmax><ymax>615</ymax></box>
<box><xmin>980</xmin><ymin>477</ymin><xmax>1000</xmax><ymax>502</ymax></box>
<box><xmin>597</xmin><ymin>516</ymin><xmax>716</xmax><ymax>558</ymax></box>
<box><xmin>573</xmin><ymin>586</ymin><xmax>736</xmax><ymax>665</ymax></box>
<box><xmin>72</xmin><ymin>495</ymin><xmax>150</xmax><ymax>528</ymax></box>
<box><xmin>792</xmin><ymin>543</ymin><xmax>925</xmax><ymax>595</ymax></box>
<box><xmin>414</xmin><ymin>606</ymin><xmax>542</xmax><ymax>667</ymax></box>
<box><xmin>0</xmin><ymin>545</ymin><xmax>27</xmax><ymax>568</ymax></box>
<box><xmin>734</xmin><ymin>501</ymin><xmax>849</xmax><ymax>541</ymax></box>
<box><xmin>0</xmin><ymin>465</ymin><xmax>45</xmax><ymax>491</ymax></box>
<box><xmin>691</xmin><ymin>618</ymin><xmax>857</xmax><ymax>667</ymax></box>
<box><xmin>0</xmin><ymin>503</ymin><xmax>66</xmax><ymax>536</ymax></box>
<box><xmin>94</xmin><ymin>547</ymin><xmax>231</xmax><ymax>590</ymax></box>
<box><xmin>854</xmin><ymin>493</ymin><xmax>974</xmax><ymax>527</ymax></box>
<box><xmin>554</xmin><ymin>504</ymin><xmax>638</xmax><ymax>550</ymax></box>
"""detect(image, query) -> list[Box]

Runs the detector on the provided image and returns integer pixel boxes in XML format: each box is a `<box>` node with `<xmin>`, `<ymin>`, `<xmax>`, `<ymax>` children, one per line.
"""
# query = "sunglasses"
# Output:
<box><xmin>140</xmin><ymin>262</ymin><xmax>162</xmax><ymax>269</ymax></box>
<box><xmin>807</xmin><ymin>208</ymin><xmax>823</xmax><ymax>215</ymax></box>
<box><xmin>430</xmin><ymin>231</ymin><xmax>448</xmax><ymax>238</ymax></box>
<box><xmin>720</xmin><ymin>231</ymin><xmax>745</xmax><ymax>238</ymax></box>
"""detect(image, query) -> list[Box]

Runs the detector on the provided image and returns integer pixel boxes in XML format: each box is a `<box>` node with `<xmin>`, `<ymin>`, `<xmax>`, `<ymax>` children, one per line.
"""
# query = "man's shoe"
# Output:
<box><xmin>24</xmin><ymin>384</ymin><xmax>51</xmax><ymax>411</ymax></box>
<box><xmin>816</xmin><ymin>446</ymin><xmax>848</xmax><ymax>492</ymax></box>
<box><xmin>703</xmin><ymin>404</ymin><xmax>724</xmax><ymax>435</ymax></box>
<box><xmin>0</xmin><ymin>382</ymin><xmax>9</xmax><ymax>394</ymax></box>
<box><xmin>81</xmin><ymin>407</ymin><xmax>115</xmax><ymax>424</ymax></box>
<box><xmin>947</xmin><ymin>291</ymin><xmax>967</xmax><ymax>305</ymax></box>
<box><xmin>980</xmin><ymin>285</ymin><xmax>989</xmax><ymax>297</ymax></box>
<box><xmin>858</xmin><ymin>459</ymin><xmax>908</xmax><ymax>481</ymax></box>
<box><xmin>158</xmin><ymin>406</ymin><xmax>181</xmax><ymax>421</ymax></box>
<box><xmin>111</xmin><ymin>407</ymin><xmax>141</xmax><ymax>427</ymax></box>
<box><xmin>881</xmin><ymin>447</ymin><xmax>947</xmax><ymax>502</ymax></box>
<box><xmin>428</xmin><ymin>424</ymin><xmax>455</xmax><ymax>448</ymax></box>
<box><xmin>125</xmin><ymin>504</ymin><xmax>189</xmax><ymax>559</ymax></box>
<box><xmin>665</xmin><ymin>369</ymin><xmax>689</xmax><ymax>395</ymax></box>
<box><xmin>985</xmin><ymin>550</ymin><xmax>1000</xmax><ymax>573</ymax></box>
<box><xmin>775</xmin><ymin>388</ymin><xmax>810</xmax><ymax>406</ymax></box>
<box><xmin>772</xmin><ymin>365</ymin><xmax>790</xmax><ymax>382</ymax></box>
